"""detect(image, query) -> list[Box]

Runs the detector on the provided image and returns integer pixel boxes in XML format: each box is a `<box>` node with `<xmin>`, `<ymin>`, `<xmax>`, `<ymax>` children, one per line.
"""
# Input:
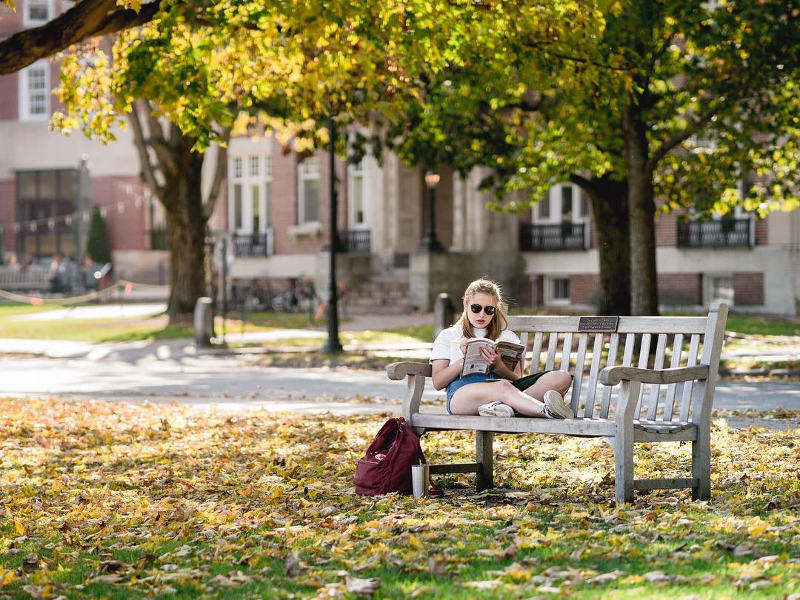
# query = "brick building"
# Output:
<box><xmin>1</xmin><ymin>0</ymin><xmax>796</xmax><ymax>314</ymax></box>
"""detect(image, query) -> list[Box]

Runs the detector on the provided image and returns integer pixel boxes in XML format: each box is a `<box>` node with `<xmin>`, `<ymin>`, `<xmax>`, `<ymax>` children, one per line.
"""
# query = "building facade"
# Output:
<box><xmin>1</xmin><ymin>0</ymin><xmax>796</xmax><ymax>314</ymax></box>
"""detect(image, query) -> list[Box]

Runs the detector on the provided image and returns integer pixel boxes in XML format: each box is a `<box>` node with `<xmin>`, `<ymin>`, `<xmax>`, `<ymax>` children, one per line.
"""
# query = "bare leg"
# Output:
<box><xmin>450</xmin><ymin>380</ymin><xmax>548</xmax><ymax>417</ymax></box>
<box><xmin>518</xmin><ymin>370</ymin><xmax>572</xmax><ymax>400</ymax></box>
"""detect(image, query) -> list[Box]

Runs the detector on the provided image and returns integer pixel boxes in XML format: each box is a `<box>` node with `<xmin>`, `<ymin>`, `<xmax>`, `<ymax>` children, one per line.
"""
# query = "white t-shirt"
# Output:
<box><xmin>430</xmin><ymin>324</ymin><xmax>521</xmax><ymax>366</ymax></box>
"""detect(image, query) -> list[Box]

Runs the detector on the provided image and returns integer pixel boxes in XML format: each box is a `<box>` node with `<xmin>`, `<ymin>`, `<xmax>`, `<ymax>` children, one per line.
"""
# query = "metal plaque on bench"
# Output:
<box><xmin>578</xmin><ymin>316</ymin><xmax>620</xmax><ymax>332</ymax></box>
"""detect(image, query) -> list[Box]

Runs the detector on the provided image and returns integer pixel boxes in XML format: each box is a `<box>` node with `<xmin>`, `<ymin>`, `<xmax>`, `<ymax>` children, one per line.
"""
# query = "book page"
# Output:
<box><xmin>496</xmin><ymin>341</ymin><xmax>524</xmax><ymax>371</ymax></box>
<box><xmin>460</xmin><ymin>339</ymin><xmax>493</xmax><ymax>377</ymax></box>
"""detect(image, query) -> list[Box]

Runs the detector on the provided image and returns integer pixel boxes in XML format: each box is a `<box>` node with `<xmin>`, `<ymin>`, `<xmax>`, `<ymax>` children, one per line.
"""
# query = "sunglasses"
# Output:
<box><xmin>469</xmin><ymin>303</ymin><xmax>496</xmax><ymax>315</ymax></box>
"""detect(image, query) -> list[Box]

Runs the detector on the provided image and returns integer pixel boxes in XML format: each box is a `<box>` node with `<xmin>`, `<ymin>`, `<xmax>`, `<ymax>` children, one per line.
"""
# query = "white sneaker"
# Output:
<box><xmin>478</xmin><ymin>401</ymin><xmax>515</xmax><ymax>418</ymax></box>
<box><xmin>543</xmin><ymin>390</ymin><xmax>574</xmax><ymax>419</ymax></box>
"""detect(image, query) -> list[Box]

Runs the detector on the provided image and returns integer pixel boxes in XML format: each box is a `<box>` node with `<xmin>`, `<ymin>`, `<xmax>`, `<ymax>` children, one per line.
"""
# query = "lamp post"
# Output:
<box><xmin>322</xmin><ymin>115</ymin><xmax>343</xmax><ymax>353</ymax></box>
<box><xmin>417</xmin><ymin>170</ymin><xmax>444</xmax><ymax>252</ymax></box>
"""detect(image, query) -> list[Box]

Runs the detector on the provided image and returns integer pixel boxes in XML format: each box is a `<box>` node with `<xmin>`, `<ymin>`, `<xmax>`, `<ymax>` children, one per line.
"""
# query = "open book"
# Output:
<box><xmin>460</xmin><ymin>338</ymin><xmax>525</xmax><ymax>377</ymax></box>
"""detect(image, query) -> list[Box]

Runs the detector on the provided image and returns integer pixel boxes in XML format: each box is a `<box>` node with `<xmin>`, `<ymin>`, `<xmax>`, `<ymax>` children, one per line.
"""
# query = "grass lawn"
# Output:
<box><xmin>0</xmin><ymin>398</ymin><xmax>797</xmax><ymax>599</ymax></box>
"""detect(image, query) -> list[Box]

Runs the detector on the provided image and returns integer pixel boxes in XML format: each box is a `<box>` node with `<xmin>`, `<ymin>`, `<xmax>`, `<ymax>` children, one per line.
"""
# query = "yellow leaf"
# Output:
<box><xmin>0</xmin><ymin>567</ymin><xmax>17</xmax><ymax>586</ymax></box>
<box><xmin>14</xmin><ymin>520</ymin><xmax>25</xmax><ymax>535</ymax></box>
<box><xmin>747</xmin><ymin>517</ymin><xmax>768</xmax><ymax>537</ymax></box>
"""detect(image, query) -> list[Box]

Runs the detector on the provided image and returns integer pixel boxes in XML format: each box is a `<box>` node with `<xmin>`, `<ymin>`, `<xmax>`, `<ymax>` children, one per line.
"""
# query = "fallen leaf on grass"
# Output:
<box><xmin>463</xmin><ymin>580</ymin><xmax>502</xmax><ymax>590</ymax></box>
<box><xmin>345</xmin><ymin>575</ymin><xmax>380</xmax><ymax>596</ymax></box>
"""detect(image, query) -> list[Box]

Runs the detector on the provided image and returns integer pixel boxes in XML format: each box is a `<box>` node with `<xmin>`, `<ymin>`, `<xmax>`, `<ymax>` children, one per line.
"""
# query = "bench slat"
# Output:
<box><xmin>507</xmin><ymin>315</ymin><xmax>708</xmax><ymax>335</ymax></box>
<box><xmin>664</xmin><ymin>333</ymin><xmax>683</xmax><ymax>420</ymax></box>
<box><xmin>569</xmin><ymin>333</ymin><xmax>589</xmax><ymax>414</ymax></box>
<box><xmin>680</xmin><ymin>334</ymin><xmax>701</xmax><ymax>421</ymax></box>
<box><xmin>583</xmin><ymin>333</ymin><xmax>605</xmax><ymax>418</ymax></box>
<box><xmin>530</xmin><ymin>331</ymin><xmax>543</xmax><ymax>373</ymax></box>
<box><xmin>599</xmin><ymin>333</ymin><xmax>619</xmax><ymax>419</ymax></box>
<box><xmin>634</xmin><ymin>333</ymin><xmax>652</xmax><ymax>416</ymax></box>
<box><xmin>545</xmin><ymin>332</ymin><xmax>558</xmax><ymax>371</ymax></box>
<box><xmin>646</xmin><ymin>334</ymin><xmax>668</xmax><ymax>419</ymax></box>
<box><xmin>519</xmin><ymin>331</ymin><xmax>530</xmax><ymax>373</ymax></box>
<box><xmin>560</xmin><ymin>332</ymin><xmax>573</xmax><ymax>372</ymax></box>
<box><xmin>634</xmin><ymin>477</ymin><xmax>698</xmax><ymax>490</ymax></box>
<box><xmin>411</xmin><ymin>413</ymin><xmax>617</xmax><ymax>436</ymax></box>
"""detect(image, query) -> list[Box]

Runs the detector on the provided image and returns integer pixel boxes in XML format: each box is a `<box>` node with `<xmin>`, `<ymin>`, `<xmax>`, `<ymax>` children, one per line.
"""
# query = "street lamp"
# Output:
<box><xmin>417</xmin><ymin>170</ymin><xmax>444</xmax><ymax>252</ymax></box>
<box><xmin>322</xmin><ymin>115</ymin><xmax>343</xmax><ymax>353</ymax></box>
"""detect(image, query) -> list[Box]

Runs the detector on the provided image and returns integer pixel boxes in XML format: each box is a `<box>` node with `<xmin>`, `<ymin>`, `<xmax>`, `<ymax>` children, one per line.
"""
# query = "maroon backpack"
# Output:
<box><xmin>354</xmin><ymin>417</ymin><xmax>425</xmax><ymax>496</ymax></box>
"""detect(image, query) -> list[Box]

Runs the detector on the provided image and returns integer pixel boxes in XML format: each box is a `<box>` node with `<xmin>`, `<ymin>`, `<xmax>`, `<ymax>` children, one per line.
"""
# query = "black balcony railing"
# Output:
<box><xmin>677</xmin><ymin>218</ymin><xmax>752</xmax><ymax>248</ymax></box>
<box><xmin>233</xmin><ymin>231</ymin><xmax>272</xmax><ymax>257</ymax></box>
<box><xmin>519</xmin><ymin>222</ymin><xmax>587</xmax><ymax>251</ymax></box>
<box><xmin>339</xmin><ymin>229</ymin><xmax>371</xmax><ymax>253</ymax></box>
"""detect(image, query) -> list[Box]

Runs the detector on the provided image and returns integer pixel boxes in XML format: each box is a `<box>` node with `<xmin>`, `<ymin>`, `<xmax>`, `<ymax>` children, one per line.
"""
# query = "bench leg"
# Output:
<box><xmin>692</xmin><ymin>431</ymin><xmax>711</xmax><ymax>501</ymax></box>
<box><xmin>476</xmin><ymin>431</ymin><xmax>493</xmax><ymax>491</ymax></box>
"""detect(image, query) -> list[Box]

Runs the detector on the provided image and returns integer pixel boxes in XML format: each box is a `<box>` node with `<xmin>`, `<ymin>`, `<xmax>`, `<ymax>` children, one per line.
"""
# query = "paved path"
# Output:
<box><xmin>1</xmin><ymin>341</ymin><xmax>799</xmax><ymax>428</ymax></box>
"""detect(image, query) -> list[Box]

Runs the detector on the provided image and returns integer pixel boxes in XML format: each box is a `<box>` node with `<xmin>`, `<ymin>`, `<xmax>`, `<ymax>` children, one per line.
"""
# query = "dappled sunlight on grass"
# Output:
<box><xmin>0</xmin><ymin>398</ymin><xmax>797</xmax><ymax>598</ymax></box>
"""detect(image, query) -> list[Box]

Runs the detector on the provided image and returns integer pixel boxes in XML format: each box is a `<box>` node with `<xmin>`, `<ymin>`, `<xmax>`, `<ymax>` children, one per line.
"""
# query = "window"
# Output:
<box><xmin>24</xmin><ymin>0</ymin><xmax>52</xmax><ymax>25</ymax></box>
<box><xmin>228</xmin><ymin>153</ymin><xmax>271</xmax><ymax>233</ymax></box>
<box><xmin>537</xmin><ymin>193</ymin><xmax>550</xmax><ymax>219</ymax></box>
<box><xmin>533</xmin><ymin>183</ymin><xmax>588</xmax><ymax>223</ymax></box>
<box><xmin>298</xmin><ymin>155</ymin><xmax>320</xmax><ymax>224</ymax></box>
<box><xmin>705</xmin><ymin>274</ymin><xmax>734</xmax><ymax>306</ymax></box>
<box><xmin>19</xmin><ymin>61</ymin><xmax>50</xmax><ymax>121</ymax></box>
<box><xmin>15</xmin><ymin>169</ymin><xmax>79</xmax><ymax>259</ymax></box>
<box><xmin>348</xmin><ymin>159</ymin><xmax>369</xmax><ymax>228</ymax></box>
<box><xmin>546</xmin><ymin>276</ymin><xmax>571</xmax><ymax>305</ymax></box>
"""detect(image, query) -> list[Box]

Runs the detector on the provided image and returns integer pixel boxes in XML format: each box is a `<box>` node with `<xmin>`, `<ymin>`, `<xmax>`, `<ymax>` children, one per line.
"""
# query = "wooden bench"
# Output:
<box><xmin>387</xmin><ymin>304</ymin><xmax>728</xmax><ymax>504</ymax></box>
<box><xmin>0</xmin><ymin>266</ymin><xmax>52</xmax><ymax>293</ymax></box>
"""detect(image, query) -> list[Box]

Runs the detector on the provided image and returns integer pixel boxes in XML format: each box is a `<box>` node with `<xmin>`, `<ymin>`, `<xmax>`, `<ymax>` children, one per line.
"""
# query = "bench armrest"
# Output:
<box><xmin>600</xmin><ymin>365</ymin><xmax>709</xmax><ymax>386</ymax></box>
<box><xmin>386</xmin><ymin>362</ymin><xmax>432</xmax><ymax>420</ymax></box>
<box><xmin>387</xmin><ymin>361</ymin><xmax>432</xmax><ymax>380</ymax></box>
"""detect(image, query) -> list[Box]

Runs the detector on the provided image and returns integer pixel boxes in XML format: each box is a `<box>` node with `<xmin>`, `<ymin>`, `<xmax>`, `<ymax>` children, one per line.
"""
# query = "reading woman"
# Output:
<box><xmin>430</xmin><ymin>278</ymin><xmax>574</xmax><ymax>419</ymax></box>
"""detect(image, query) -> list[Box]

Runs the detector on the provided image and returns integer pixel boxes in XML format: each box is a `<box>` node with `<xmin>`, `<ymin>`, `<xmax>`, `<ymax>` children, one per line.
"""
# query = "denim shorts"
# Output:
<box><xmin>445</xmin><ymin>371</ymin><xmax>549</xmax><ymax>414</ymax></box>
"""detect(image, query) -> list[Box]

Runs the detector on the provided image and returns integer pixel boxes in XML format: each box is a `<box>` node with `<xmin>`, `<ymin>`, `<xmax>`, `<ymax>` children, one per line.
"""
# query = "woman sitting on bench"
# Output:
<box><xmin>430</xmin><ymin>278</ymin><xmax>574</xmax><ymax>419</ymax></box>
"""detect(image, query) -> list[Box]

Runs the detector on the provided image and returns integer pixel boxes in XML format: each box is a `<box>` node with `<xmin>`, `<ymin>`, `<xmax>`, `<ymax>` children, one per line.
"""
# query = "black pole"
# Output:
<box><xmin>417</xmin><ymin>171</ymin><xmax>444</xmax><ymax>251</ymax></box>
<box><xmin>323</xmin><ymin>116</ymin><xmax>343</xmax><ymax>353</ymax></box>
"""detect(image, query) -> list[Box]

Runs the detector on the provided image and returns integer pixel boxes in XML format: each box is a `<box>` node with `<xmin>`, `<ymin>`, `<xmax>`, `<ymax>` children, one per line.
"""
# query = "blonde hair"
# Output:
<box><xmin>456</xmin><ymin>278</ymin><xmax>508</xmax><ymax>341</ymax></box>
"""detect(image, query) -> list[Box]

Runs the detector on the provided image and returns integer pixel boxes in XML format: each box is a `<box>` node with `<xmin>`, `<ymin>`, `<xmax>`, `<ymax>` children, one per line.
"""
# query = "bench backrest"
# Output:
<box><xmin>0</xmin><ymin>266</ymin><xmax>51</xmax><ymax>291</ymax></box>
<box><xmin>507</xmin><ymin>304</ymin><xmax>728</xmax><ymax>424</ymax></box>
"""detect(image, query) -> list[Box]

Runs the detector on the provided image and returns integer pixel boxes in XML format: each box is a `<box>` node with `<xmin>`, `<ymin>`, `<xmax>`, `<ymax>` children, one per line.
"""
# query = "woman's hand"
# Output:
<box><xmin>480</xmin><ymin>344</ymin><xmax>503</xmax><ymax>371</ymax></box>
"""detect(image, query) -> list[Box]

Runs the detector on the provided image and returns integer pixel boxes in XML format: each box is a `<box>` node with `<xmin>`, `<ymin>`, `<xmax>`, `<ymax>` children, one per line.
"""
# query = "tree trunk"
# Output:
<box><xmin>581</xmin><ymin>176</ymin><xmax>631</xmax><ymax>315</ymax></box>
<box><xmin>623</xmin><ymin>102</ymin><xmax>659</xmax><ymax>315</ymax></box>
<box><xmin>162</xmin><ymin>139</ymin><xmax>208</xmax><ymax>323</ymax></box>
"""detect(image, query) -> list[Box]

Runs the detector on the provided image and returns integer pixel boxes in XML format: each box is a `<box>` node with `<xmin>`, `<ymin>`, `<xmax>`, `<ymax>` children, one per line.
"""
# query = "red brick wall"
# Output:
<box><xmin>570</xmin><ymin>273</ymin><xmax>599</xmax><ymax>306</ymax></box>
<box><xmin>0</xmin><ymin>2</ymin><xmax>22</xmax><ymax>36</ymax></box>
<box><xmin>0</xmin><ymin>72</ymin><xmax>18</xmax><ymax>120</ymax></box>
<box><xmin>733</xmin><ymin>272</ymin><xmax>764</xmax><ymax>305</ymax></box>
<box><xmin>754</xmin><ymin>217</ymin><xmax>767</xmax><ymax>246</ymax></box>
<box><xmin>268</xmin><ymin>142</ymin><xmax>349</xmax><ymax>255</ymax></box>
<box><xmin>658</xmin><ymin>272</ymin><xmax>703</xmax><ymax>305</ymax></box>
<box><xmin>91</xmin><ymin>176</ymin><xmax>147</xmax><ymax>250</ymax></box>
<box><xmin>0</xmin><ymin>179</ymin><xmax>16</xmax><ymax>255</ymax></box>
<box><xmin>656</xmin><ymin>212</ymin><xmax>679</xmax><ymax>247</ymax></box>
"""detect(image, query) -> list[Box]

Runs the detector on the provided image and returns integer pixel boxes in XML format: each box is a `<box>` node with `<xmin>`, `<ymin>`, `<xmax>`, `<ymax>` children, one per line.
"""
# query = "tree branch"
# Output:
<box><xmin>127</xmin><ymin>101</ymin><xmax>164</xmax><ymax>200</ymax></box>
<box><xmin>647</xmin><ymin>104</ymin><xmax>720</xmax><ymax>172</ymax></box>
<box><xmin>141</xmin><ymin>99</ymin><xmax>179</xmax><ymax>173</ymax></box>
<box><xmin>0</xmin><ymin>0</ymin><xmax>162</xmax><ymax>75</ymax></box>
<box><xmin>203</xmin><ymin>128</ymin><xmax>230</xmax><ymax>221</ymax></box>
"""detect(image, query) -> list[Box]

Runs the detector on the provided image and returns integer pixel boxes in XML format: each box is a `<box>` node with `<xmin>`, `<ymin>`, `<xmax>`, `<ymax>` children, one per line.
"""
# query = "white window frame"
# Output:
<box><xmin>533</xmin><ymin>183</ymin><xmax>589</xmax><ymax>224</ymax></box>
<box><xmin>228</xmin><ymin>153</ymin><xmax>271</xmax><ymax>235</ymax></box>
<box><xmin>18</xmin><ymin>60</ymin><xmax>50</xmax><ymax>122</ymax></box>
<box><xmin>297</xmin><ymin>155</ymin><xmax>321</xmax><ymax>225</ymax></box>
<box><xmin>24</xmin><ymin>0</ymin><xmax>53</xmax><ymax>26</ymax></box>
<box><xmin>545</xmin><ymin>276</ymin><xmax>571</xmax><ymax>306</ymax></box>
<box><xmin>703</xmin><ymin>273</ymin><xmax>734</xmax><ymax>307</ymax></box>
<box><xmin>347</xmin><ymin>158</ymin><xmax>370</xmax><ymax>229</ymax></box>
